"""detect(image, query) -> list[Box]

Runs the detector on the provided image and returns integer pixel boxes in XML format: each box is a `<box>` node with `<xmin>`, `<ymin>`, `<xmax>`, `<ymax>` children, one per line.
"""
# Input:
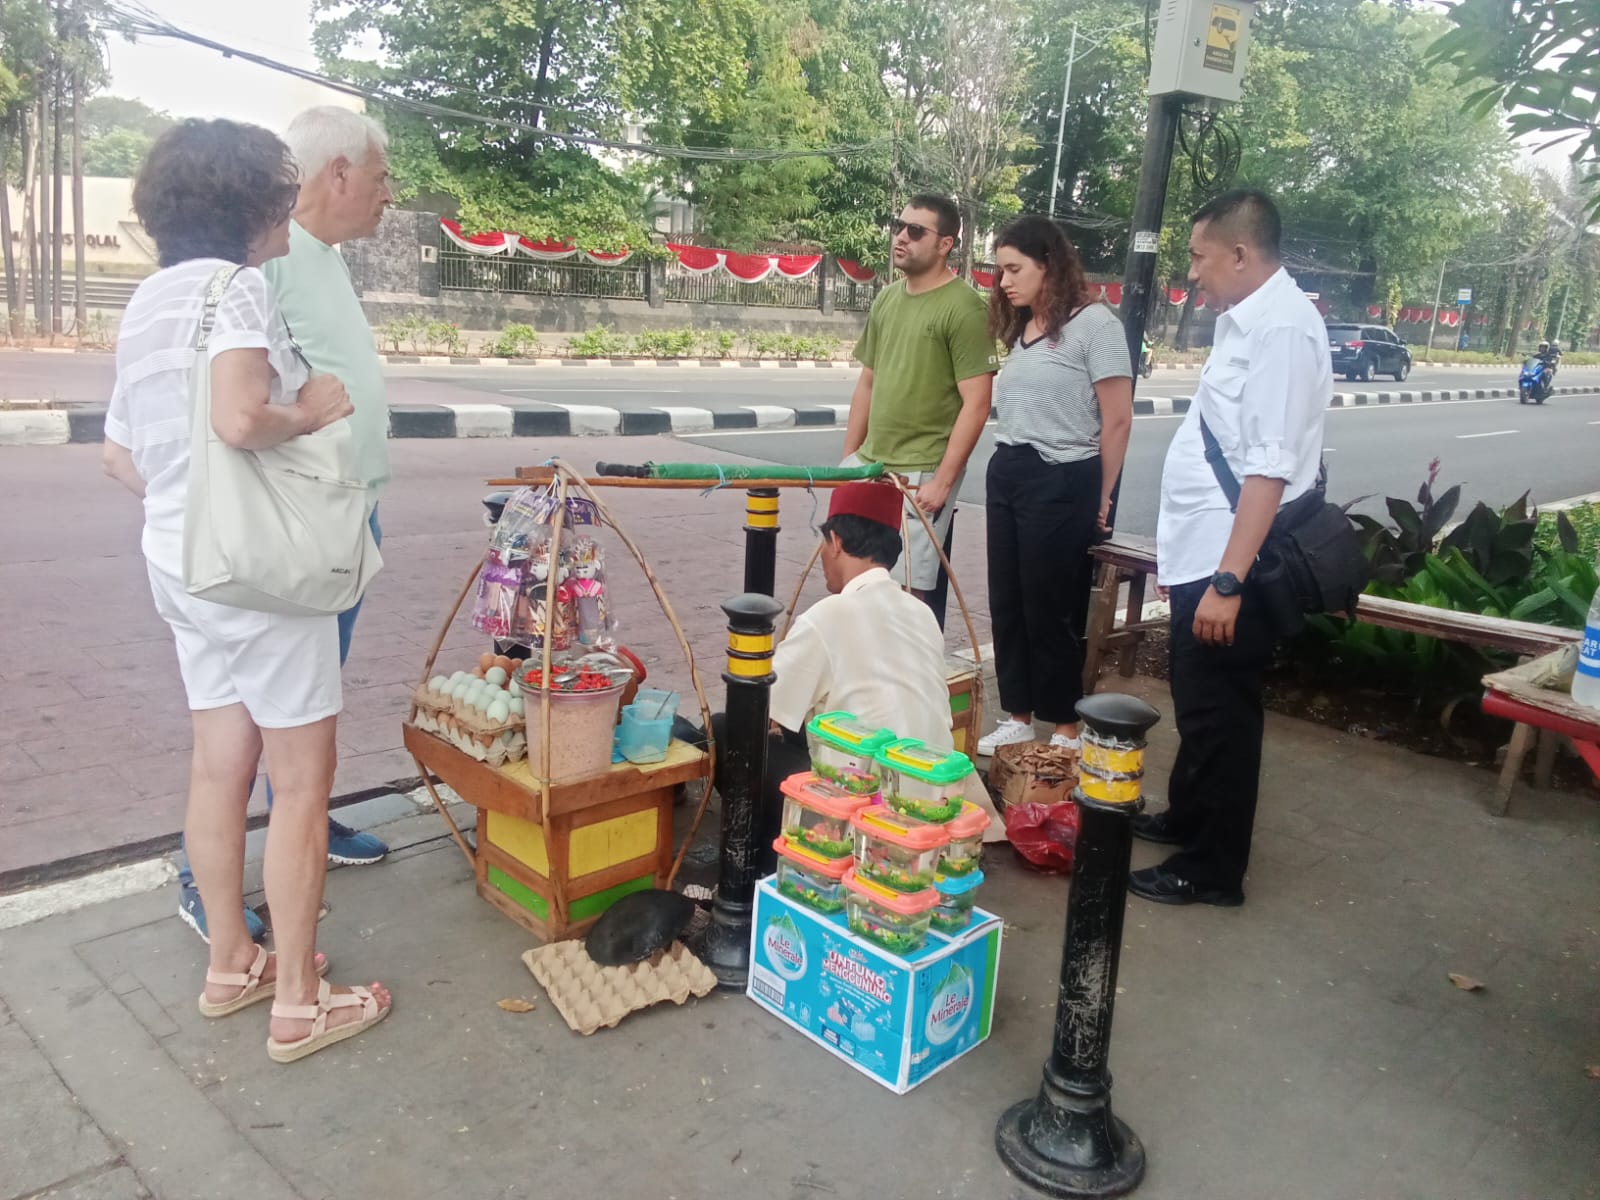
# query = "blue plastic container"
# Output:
<box><xmin>617</xmin><ymin>703</ymin><xmax>675</xmax><ymax>764</ymax></box>
<box><xmin>630</xmin><ymin>689</ymin><xmax>679</xmax><ymax>719</ymax></box>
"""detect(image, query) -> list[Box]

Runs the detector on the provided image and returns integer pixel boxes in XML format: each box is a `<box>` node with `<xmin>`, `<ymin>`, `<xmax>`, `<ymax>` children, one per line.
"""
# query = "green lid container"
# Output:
<box><xmin>806</xmin><ymin>711</ymin><xmax>896</xmax><ymax>756</ymax></box>
<box><xmin>875</xmin><ymin>738</ymin><xmax>974</xmax><ymax>784</ymax></box>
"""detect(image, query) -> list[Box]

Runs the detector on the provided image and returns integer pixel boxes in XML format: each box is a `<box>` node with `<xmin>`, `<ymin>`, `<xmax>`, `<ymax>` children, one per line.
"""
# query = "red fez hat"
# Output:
<box><xmin>828</xmin><ymin>481</ymin><xmax>903</xmax><ymax>531</ymax></box>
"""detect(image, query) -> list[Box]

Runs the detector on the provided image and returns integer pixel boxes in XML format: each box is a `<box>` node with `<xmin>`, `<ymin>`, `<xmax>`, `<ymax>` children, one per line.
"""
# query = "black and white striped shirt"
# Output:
<box><xmin>992</xmin><ymin>303</ymin><xmax>1132</xmax><ymax>464</ymax></box>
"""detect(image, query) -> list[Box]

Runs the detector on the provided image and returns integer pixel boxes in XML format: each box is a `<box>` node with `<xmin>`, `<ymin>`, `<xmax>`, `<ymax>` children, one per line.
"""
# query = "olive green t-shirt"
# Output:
<box><xmin>854</xmin><ymin>277</ymin><xmax>998</xmax><ymax>472</ymax></box>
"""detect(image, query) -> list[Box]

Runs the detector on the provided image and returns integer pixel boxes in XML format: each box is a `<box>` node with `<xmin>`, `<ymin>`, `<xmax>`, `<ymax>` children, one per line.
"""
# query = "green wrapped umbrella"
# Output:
<box><xmin>595</xmin><ymin>461</ymin><xmax>884</xmax><ymax>482</ymax></box>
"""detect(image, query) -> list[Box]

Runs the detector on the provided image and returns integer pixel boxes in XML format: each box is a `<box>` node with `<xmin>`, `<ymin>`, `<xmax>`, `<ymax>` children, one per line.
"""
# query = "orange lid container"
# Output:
<box><xmin>772</xmin><ymin>835</ymin><xmax>853</xmax><ymax>877</ymax></box>
<box><xmin>849</xmin><ymin>805</ymin><xmax>951</xmax><ymax>850</ymax></box>
<box><xmin>944</xmin><ymin>800</ymin><xmax>991</xmax><ymax>841</ymax></box>
<box><xmin>842</xmin><ymin>865</ymin><xmax>939</xmax><ymax>913</ymax></box>
<box><xmin>778</xmin><ymin>772</ymin><xmax>875</xmax><ymax>820</ymax></box>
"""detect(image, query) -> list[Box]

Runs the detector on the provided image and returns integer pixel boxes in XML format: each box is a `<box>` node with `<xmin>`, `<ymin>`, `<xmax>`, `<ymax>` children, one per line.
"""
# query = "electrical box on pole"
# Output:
<box><xmin>1148</xmin><ymin>0</ymin><xmax>1255</xmax><ymax>102</ymax></box>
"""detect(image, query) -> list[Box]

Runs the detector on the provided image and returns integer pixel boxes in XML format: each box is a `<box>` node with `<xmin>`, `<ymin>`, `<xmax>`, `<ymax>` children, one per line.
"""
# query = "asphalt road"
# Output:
<box><xmin>6</xmin><ymin>351</ymin><xmax>1598</xmax><ymax>537</ymax></box>
<box><xmin>10</xmin><ymin>350</ymin><xmax>1600</xmax><ymax>414</ymax></box>
<box><xmin>679</xmin><ymin>389</ymin><xmax>1600</xmax><ymax>536</ymax></box>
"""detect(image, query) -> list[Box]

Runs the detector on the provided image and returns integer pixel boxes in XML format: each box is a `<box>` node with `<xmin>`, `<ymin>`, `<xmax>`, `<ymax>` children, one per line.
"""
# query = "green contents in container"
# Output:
<box><xmin>785</xmin><ymin>826</ymin><xmax>854</xmax><ymax>859</ymax></box>
<box><xmin>778</xmin><ymin>876</ymin><xmax>846</xmax><ymax>914</ymax></box>
<box><xmin>848</xmin><ymin>913</ymin><xmax>924</xmax><ymax>954</ymax></box>
<box><xmin>930</xmin><ymin>908</ymin><xmax>972</xmax><ymax>935</ymax></box>
<box><xmin>885</xmin><ymin>793</ymin><xmax>965</xmax><ymax>823</ymax></box>
<box><xmin>936</xmin><ymin>855</ymin><xmax>981</xmax><ymax>878</ymax></box>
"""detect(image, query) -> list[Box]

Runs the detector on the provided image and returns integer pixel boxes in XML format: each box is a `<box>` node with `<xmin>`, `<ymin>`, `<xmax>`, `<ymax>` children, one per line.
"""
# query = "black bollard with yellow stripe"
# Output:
<box><xmin>996</xmin><ymin>692</ymin><xmax>1161</xmax><ymax>1198</ymax></box>
<box><xmin>743</xmin><ymin>488</ymin><xmax>780</xmax><ymax>597</ymax></box>
<box><xmin>700</xmin><ymin>592</ymin><xmax>786</xmax><ymax>990</ymax></box>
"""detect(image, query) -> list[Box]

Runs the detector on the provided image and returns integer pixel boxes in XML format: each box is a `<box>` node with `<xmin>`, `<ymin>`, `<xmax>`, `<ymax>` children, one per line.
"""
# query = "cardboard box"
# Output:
<box><xmin>746</xmin><ymin>878</ymin><xmax>1002</xmax><ymax>1094</ymax></box>
<box><xmin>987</xmin><ymin>742</ymin><xmax>1078</xmax><ymax>812</ymax></box>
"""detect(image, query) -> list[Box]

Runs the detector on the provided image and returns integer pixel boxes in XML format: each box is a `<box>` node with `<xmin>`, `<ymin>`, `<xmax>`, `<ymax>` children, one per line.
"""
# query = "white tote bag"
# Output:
<box><xmin>183</xmin><ymin>266</ymin><xmax>383</xmax><ymax>616</ymax></box>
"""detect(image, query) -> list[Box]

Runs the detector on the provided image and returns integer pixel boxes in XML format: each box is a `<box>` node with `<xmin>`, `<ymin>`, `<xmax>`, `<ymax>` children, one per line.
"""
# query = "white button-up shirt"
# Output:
<box><xmin>1157</xmin><ymin>267</ymin><xmax>1331</xmax><ymax>587</ymax></box>
<box><xmin>770</xmin><ymin>567</ymin><xmax>955</xmax><ymax>748</ymax></box>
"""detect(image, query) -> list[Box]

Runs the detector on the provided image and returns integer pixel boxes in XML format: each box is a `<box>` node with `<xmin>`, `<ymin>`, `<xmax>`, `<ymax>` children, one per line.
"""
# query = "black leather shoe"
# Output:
<box><xmin>1130</xmin><ymin>811</ymin><xmax>1185</xmax><ymax>846</ymax></box>
<box><xmin>1128</xmin><ymin>865</ymin><xmax>1244</xmax><ymax>907</ymax></box>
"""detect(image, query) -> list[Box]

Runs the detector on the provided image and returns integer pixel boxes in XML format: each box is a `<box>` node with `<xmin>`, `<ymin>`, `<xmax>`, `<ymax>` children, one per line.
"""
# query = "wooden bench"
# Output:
<box><xmin>1084</xmin><ymin>536</ymin><xmax>1582</xmax><ymax>813</ymax></box>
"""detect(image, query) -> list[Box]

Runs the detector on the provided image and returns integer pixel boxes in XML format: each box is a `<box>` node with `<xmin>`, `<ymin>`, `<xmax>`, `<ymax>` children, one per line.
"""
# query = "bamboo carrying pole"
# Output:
<box><xmin>408</xmin><ymin>559</ymin><xmax>484</xmax><ymax>869</ymax></box>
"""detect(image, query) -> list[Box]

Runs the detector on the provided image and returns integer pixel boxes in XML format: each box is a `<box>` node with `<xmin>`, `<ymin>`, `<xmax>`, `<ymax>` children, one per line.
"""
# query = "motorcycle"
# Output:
<box><xmin>1138</xmin><ymin>346</ymin><xmax>1155</xmax><ymax>379</ymax></box>
<box><xmin>1518</xmin><ymin>355</ymin><xmax>1556</xmax><ymax>404</ymax></box>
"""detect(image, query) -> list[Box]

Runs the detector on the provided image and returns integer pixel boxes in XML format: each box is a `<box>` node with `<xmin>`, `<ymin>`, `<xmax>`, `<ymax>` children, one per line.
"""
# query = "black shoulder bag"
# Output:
<box><xmin>1198</xmin><ymin>417</ymin><xmax>1369</xmax><ymax>637</ymax></box>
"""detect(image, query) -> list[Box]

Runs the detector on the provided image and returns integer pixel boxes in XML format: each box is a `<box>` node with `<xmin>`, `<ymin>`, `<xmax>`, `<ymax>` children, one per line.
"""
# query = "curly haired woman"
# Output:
<box><xmin>101</xmin><ymin>119</ymin><xmax>391</xmax><ymax>1062</ymax></box>
<box><xmin>977</xmin><ymin>216</ymin><xmax>1134</xmax><ymax>757</ymax></box>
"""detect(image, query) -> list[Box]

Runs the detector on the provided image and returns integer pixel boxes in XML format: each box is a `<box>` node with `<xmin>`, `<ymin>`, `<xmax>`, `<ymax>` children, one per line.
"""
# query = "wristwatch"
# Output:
<box><xmin>1210</xmin><ymin>570</ymin><xmax>1244</xmax><ymax>597</ymax></box>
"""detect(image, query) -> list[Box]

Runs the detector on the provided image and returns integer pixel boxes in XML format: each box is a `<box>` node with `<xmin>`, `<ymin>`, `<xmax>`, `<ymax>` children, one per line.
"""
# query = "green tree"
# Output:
<box><xmin>1429</xmin><ymin>0</ymin><xmax>1600</xmax><ymax>216</ymax></box>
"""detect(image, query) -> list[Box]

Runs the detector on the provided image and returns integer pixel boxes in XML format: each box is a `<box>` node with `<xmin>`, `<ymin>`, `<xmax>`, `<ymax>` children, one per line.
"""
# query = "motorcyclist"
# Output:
<box><xmin>1539</xmin><ymin>339</ymin><xmax>1563</xmax><ymax>368</ymax></box>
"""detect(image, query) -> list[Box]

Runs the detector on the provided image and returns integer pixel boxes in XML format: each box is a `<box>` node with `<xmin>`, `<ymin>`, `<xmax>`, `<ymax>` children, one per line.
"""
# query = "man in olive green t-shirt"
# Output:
<box><xmin>842</xmin><ymin>193</ymin><xmax>997</xmax><ymax>598</ymax></box>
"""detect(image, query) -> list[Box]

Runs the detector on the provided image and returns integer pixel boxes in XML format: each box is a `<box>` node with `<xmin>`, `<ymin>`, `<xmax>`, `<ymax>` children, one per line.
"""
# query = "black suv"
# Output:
<box><xmin>1326</xmin><ymin>323</ymin><xmax>1412</xmax><ymax>383</ymax></box>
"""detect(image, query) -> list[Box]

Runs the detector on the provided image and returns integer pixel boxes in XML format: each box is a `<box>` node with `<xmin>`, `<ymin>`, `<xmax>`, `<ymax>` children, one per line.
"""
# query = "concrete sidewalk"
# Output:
<box><xmin>1</xmin><ymin>673</ymin><xmax>1597</xmax><ymax>1200</ymax></box>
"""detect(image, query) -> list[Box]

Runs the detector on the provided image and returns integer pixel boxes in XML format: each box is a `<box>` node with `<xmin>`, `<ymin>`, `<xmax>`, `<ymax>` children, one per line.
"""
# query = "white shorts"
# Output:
<box><xmin>842</xmin><ymin>455</ymin><xmax>965</xmax><ymax>591</ymax></box>
<box><xmin>146</xmin><ymin>561</ymin><xmax>342</xmax><ymax>728</ymax></box>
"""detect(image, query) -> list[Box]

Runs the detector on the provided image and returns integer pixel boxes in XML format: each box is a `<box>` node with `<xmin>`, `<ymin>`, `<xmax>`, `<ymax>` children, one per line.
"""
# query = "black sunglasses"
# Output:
<box><xmin>890</xmin><ymin>218</ymin><xmax>936</xmax><ymax>242</ymax></box>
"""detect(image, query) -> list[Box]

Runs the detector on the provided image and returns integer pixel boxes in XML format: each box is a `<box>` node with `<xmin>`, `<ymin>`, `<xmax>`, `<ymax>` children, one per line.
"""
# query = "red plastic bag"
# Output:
<box><xmin>1005</xmin><ymin>800</ymin><xmax>1081</xmax><ymax>874</ymax></box>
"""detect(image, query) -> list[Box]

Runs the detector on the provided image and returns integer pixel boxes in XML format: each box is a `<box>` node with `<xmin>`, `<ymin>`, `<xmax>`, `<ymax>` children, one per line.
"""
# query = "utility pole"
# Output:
<box><xmin>1555</xmin><ymin>281</ymin><xmax>1571</xmax><ymax>346</ymax></box>
<box><xmin>1426</xmin><ymin>260</ymin><xmax>1445</xmax><ymax>354</ymax></box>
<box><xmin>1117</xmin><ymin>95</ymin><xmax>1185</xmax><ymax>375</ymax></box>
<box><xmin>1049</xmin><ymin>18</ymin><xmax>1144</xmax><ymax>221</ymax></box>
<box><xmin>1048</xmin><ymin>23</ymin><xmax>1079</xmax><ymax>219</ymax></box>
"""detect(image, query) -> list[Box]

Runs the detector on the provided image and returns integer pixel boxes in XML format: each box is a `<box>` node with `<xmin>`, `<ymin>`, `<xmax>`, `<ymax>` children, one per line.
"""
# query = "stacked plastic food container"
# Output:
<box><xmin>768</xmin><ymin>710</ymin><xmax>989</xmax><ymax>956</ymax></box>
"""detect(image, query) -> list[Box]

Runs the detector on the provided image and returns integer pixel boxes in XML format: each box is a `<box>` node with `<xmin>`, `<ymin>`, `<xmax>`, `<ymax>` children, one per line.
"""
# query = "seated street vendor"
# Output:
<box><xmin>710</xmin><ymin>481</ymin><xmax>999</xmax><ymax>857</ymax></box>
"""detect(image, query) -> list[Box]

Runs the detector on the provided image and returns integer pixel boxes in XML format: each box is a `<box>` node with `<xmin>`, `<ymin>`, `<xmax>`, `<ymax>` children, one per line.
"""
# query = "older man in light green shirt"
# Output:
<box><xmin>173</xmin><ymin>106</ymin><xmax>398</xmax><ymax>944</ymax></box>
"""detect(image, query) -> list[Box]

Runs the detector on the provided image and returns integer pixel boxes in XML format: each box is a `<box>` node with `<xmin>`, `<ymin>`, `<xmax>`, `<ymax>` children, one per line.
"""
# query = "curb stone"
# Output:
<box><xmin>15</xmin><ymin>384</ymin><xmax>1596</xmax><ymax>446</ymax></box>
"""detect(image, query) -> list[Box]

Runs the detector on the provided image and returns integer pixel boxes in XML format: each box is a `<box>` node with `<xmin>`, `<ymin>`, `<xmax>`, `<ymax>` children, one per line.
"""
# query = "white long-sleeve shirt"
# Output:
<box><xmin>1157</xmin><ymin>267</ymin><xmax>1331</xmax><ymax>586</ymax></box>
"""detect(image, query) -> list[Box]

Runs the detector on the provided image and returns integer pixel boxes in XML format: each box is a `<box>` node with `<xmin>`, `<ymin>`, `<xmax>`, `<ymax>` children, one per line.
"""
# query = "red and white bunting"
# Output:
<box><xmin>1167</xmin><ymin>287</ymin><xmax>1189</xmax><ymax>306</ymax></box>
<box><xmin>1366</xmin><ymin>305</ymin><xmax>1382</xmax><ymax>319</ymax></box>
<box><xmin>441</xmin><ymin>220</ymin><xmax>633</xmax><ymax>264</ymax></box>
<box><xmin>972</xmin><ymin>268</ymin><xmax>996</xmax><ymax>289</ymax></box>
<box><xmin>837</xmin><ymin>259</ymin><xmax>877</xmax><ymax>283</ymax></box>
<box><xmin>665</xmin><ymin>243</ymin><xmax>822</xmax><ymax>281</ymax></box>
<box><xmin>1103</xmin><ymin>283</ymin><xmax>1123</xmax><ymax>306</ymax></box>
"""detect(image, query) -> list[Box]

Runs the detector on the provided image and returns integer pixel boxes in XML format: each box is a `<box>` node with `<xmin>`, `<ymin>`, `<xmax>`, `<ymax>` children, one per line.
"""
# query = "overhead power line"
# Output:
<box><xmin>98</xmin><ymin>1</ymin><xmax>891</xmax><ymax>164</ymax></box>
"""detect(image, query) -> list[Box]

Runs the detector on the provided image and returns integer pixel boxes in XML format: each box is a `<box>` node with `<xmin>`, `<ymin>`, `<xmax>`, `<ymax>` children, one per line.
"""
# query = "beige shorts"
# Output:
<box><xmin>841</xmin><ymin>455</ymin><xmax>964</xmax><ymax>591</ymax></box>
<box><xmin>146</xmin><ymin>560</ymin><xmax>342</xmax><ymax>728</ymax></box>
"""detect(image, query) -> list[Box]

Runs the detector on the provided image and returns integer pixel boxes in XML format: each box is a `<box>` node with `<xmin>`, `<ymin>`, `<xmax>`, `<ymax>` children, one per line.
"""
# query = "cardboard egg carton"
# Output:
<box><xmin>521</xmin><ymin>939</ymin><xmax>716</xmax><ymax>1036</ymax></box>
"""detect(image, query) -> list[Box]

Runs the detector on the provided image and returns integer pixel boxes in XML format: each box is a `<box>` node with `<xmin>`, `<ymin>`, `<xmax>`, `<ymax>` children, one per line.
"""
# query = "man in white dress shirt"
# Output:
<box><xmin>1130</xmin><ymin>190</ymin><xmax>1331</xmax><ymax>908</ymax></box>
<box><xmin>710</xmin><ymin>482</ymin><xmax>983</xmax><ymax>862</ymax></box>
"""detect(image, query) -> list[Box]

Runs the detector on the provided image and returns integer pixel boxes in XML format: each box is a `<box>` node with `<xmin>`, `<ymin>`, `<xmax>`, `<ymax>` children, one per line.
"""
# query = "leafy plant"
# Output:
<box><xmin>424</xmin><ymin>320</ymin><xmax>465</xmax><ymax>355</ymax></box>
<box><xmin>630</xmin><ymin>328</ymin><xmax>698</xmax><ymax>358</ymax></box>
<box><xmin>488</xmin><ymin>322</ymin><xmax>540</xmax><ymax>358</ymax></box>
<box><xmin>1534</xmin><ymin>505</ymin><xmax>1600</xmax><ymax>561</ymax></box>
<box><xmin>567</xmin><ymin>326</ymin><xmax>630</xmax><ymax>358</ymax></box>
<box><xmin>377</xmin><ymin>314</ymin><xmax>423</xmax><ymax>354</ymax></box>
<box><xmin>700</xmin><ymin>330</ymin><xmax>739</xmax><ymax>359</ymax></box>
<box><xmin>1350</xmin><ymin>457</ymin><xmax>1461</xmax><ymax>584</ymax></box>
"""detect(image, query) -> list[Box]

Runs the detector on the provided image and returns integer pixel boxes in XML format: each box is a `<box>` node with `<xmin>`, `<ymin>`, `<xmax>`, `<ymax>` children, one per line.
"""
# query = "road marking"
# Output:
<box><xmin>1455</xmin><ymin>430</ymin><xmax>1518</xmax><ymax>439</ymax></box>
<box><xmin>498</xmin><ymin>387</ymin><xmax>683</xmax><ymax>394</ymax></box>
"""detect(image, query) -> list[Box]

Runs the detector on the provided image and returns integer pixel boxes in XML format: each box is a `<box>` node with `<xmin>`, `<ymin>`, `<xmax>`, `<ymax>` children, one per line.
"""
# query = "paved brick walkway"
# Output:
<box><xmin>0</xmin><ymin>436</ymin><xmax>990</xmax><ymax>884</ymax></box>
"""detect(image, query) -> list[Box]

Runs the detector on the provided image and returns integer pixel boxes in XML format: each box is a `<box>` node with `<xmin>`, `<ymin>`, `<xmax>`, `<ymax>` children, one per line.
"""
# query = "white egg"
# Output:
<box><xmin>485</xmin><ymin>666</ymin><xmax>508</xmax><ymax>686</ymax></box>
<box><xmin>429</xmin><ymin>675</ymin><xmax>449</xmax><ymax>693</ymax></box>
<box><xmin>487</xmin><ymin>699</ymin><xmax>510</xmax><ymax>723</ymax></box>
<box><xmin>507</xmin><ymin>695</ymin><xmax>524</xmax><ymax>715</ymax></box>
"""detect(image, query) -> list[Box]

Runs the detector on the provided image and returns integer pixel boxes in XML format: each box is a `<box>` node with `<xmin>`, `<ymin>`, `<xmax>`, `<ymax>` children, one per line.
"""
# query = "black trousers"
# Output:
<box><xmin>708</xmin><ymin>712</ymin><xmax>812</xmax><ymax>875</ymax></box>
<box><xmin>1160</xmin><ymin>578</ymin><xmax>1277</xmax><ymax>891</ymax></box>
<box><xmin>986</xmin><ymin>444</ymin><xmax>1102</xmax><ymax>725</ymax></box>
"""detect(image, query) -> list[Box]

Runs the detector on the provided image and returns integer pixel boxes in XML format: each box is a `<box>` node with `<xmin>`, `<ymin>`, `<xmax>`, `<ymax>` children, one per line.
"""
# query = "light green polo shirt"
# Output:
<box><xmin>262</xmin><ymin>221</ymin><xmax>390</xmax><ymax>494</ymax></box>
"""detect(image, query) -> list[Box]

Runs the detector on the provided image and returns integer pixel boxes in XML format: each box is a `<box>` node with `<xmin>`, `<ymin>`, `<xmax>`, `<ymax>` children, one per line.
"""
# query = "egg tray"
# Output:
<box><xmin>411</xmin><ymin>710</ymin><xmax>527</xmax><ymax>766</ymax></box>
<box><xmin>412</xmin><ymin>687</ymin><xmax>523</xmax><ymax>737</ymax></box>
<box><xmin>521</xmin><ymin>939</ymin><xmax>716</xmax><ymax>1036</ymax></box>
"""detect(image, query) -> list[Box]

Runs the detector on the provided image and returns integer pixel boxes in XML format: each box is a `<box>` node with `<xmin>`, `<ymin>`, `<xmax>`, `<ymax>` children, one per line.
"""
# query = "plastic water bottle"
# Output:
<box><xmin>1573</xmin><ymin>585</ymin><xmax>1600</xmax><ymax>709</ymax></box>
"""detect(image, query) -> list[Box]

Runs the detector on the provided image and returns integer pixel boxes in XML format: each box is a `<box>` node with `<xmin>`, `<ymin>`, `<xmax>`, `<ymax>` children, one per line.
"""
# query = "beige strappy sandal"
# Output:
<box><xmin>266</xmin><ymin>979</ymin><xmax>391</xmax><ymax>1064</ymax></box>
<box><xmin>197</xmin><ymin>946</ymin><xmax>329</xmax><ymax>1019</ymax></box>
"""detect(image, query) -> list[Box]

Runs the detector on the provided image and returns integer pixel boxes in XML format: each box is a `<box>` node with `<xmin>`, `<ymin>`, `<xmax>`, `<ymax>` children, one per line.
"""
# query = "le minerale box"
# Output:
<box><xmin>745</xmin><ymin>877</ymin><xmax>1002</xmax><ymax>1094</ymax></box>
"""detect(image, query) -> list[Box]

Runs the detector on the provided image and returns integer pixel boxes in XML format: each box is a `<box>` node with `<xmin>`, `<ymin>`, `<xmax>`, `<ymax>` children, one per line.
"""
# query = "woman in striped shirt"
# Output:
<box><xmin>977</xmin><ymin>216</ymin><xmax>1134</xmax><ymax>757</ymax></box>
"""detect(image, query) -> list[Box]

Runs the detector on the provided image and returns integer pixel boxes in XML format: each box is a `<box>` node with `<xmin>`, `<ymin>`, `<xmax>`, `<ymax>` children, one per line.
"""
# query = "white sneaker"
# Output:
<box><xmin>1049</xmin><ymin>734</ymin><xmax>1081</xmax><ymax>752</ymax></box>
<box><xmin>977</xmin><ymin>719</ymin><xmax>1036</xmax><ymax>756</ymax></box>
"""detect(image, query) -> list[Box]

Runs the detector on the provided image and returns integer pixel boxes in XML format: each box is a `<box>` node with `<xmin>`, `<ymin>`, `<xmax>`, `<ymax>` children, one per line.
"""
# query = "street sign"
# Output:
<box><xmin>1457</xmin><ymin>288</ymin><xmax>1473</xmax><ymax>304</ymax></box>
<box><xmin>1133</xmin><ymin>231</ymin><xmax>1159</xmax><ymax>253</ymax></box>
